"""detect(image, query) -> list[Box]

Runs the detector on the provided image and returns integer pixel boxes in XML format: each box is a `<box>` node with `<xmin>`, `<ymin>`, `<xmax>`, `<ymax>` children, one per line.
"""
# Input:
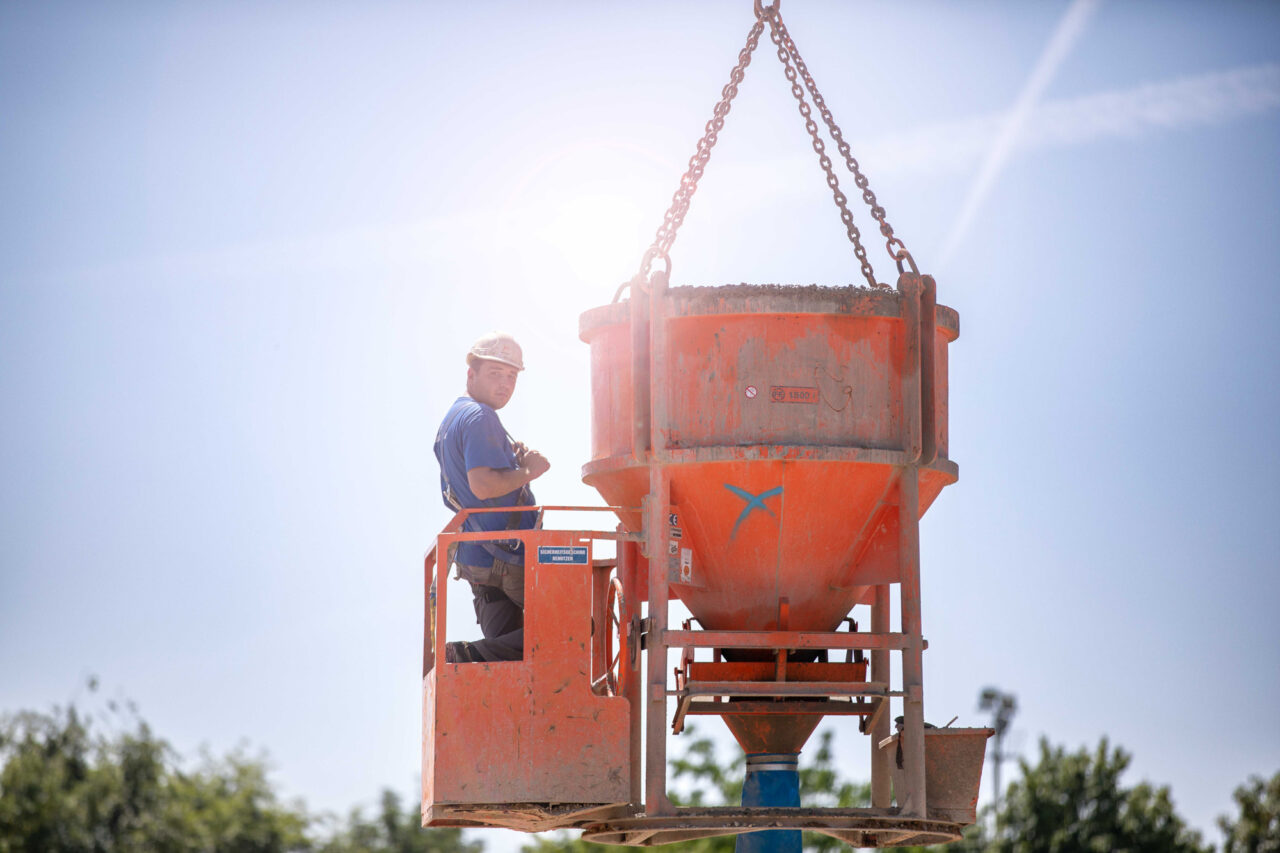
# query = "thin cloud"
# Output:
<box><xmin>1027</xmin><ymin>62</ymin><xmax>1280</xmax><ymax>146</ymax></box>
<box><xmin>860</xmin><ymin>62</ymin><xmax>1280</xmax><ymax>178</ymax></box>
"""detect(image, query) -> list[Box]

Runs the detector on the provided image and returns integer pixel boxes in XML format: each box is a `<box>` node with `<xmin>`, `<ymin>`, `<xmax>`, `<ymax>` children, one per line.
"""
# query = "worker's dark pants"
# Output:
<box><xmin>469</xmin><ymin>582</ymin><xmax>523</xmax><ymax>661</ymax></box>
<box><xmin>457</xmin><ymin>555</ymin><xmax>524</xmax><ymax>662</ymax></box>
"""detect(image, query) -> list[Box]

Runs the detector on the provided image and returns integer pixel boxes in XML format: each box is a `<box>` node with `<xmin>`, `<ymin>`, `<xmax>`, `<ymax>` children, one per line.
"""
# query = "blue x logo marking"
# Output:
<box><xmin>724</xmin><ymin>484</ymin><xmax>783</xmax><ymax>539</ymax></box>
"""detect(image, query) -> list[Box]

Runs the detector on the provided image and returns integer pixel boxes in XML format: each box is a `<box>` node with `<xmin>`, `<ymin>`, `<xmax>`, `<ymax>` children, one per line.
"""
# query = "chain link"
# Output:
<box><xmin>769</xmin><ymin>10</ymin><xmax>913</xmax><ymax>275</ymax></box>
<box><xmin>629</xmin><ymin>2</ymin><xmax>911</xmax><ymax>292</ymax></box>
<box><xmin>637</xmin><ymin>18</ymin><xmax>767</xmax><ymax>281</ymax></box>
<box><xmin>766</xmin><ymin>13</ymin><xmax>879</xmax><ymax>288</ymax></box>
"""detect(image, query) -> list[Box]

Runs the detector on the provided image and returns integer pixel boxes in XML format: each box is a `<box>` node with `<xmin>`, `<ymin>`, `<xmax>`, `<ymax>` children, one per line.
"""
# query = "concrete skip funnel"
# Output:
<box><xmin>579</xmin><ymin>284</ymin><xmax>960</xmax><ymax>634</ymax></box>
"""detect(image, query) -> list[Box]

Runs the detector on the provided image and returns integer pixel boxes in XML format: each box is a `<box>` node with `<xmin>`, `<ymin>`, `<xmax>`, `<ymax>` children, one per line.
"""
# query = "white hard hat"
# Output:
<box><xmin>467</xmin><ymin>331</ymin><xmax>525</xmax><ymax>371</ymax></box>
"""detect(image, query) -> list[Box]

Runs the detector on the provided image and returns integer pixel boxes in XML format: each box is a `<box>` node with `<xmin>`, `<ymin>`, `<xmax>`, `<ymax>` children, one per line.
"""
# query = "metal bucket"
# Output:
<box><xmin>878</xmin><ymin>727</ymin><xmax>994</xmax><ymax>823</ymax></box>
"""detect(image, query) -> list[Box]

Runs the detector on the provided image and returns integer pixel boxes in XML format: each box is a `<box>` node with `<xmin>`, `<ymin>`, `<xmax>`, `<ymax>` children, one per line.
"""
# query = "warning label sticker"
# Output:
<box><xmin>770</xmin><ymin>386</ymin><xmax>821</xmax><ymax>404</ymax></box>
<box><xmin>537</xmin><ymin>545</ymin><xmax>589</xmax><ymax>565</ymax></box>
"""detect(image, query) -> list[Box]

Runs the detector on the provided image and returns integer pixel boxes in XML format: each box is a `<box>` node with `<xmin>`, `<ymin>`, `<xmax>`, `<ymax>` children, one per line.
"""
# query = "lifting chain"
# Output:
<box><xmin>624</xmin><ymin>0</ymin><xmax>914</xmax><ymax>300</ymax></box>
<box><xmin>766</xmin><ymin>10</ymin><xmax>879</xmax><ymax>288</ymax></box>
<box><xmin>634</xmin><ymin>16</ymin><xmax>768</xmax><ymax>286</ymax></box>
<box><xmin>766</xmin><ymin>8</ymin><xmax>916</xmax><ymax>278</ymax></box>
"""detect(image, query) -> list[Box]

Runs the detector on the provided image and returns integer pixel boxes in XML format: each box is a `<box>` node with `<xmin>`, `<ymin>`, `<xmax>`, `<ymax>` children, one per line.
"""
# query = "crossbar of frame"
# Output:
<box><xmin>672</xmin><ymin>680</ymin><xmax>891</xmax><ymax>698</ymax></box>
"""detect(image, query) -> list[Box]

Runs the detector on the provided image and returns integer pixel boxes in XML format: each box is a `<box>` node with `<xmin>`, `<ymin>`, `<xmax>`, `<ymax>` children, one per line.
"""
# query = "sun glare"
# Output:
<box><xmin>490</xmin><ymin>138</ymin><xmax>676</xmax><ymax>297</ymax></box>
<box><xmin>534</xmin><ymin>191</ymin><xmax>648</xmax><ymax>286</ymax></box>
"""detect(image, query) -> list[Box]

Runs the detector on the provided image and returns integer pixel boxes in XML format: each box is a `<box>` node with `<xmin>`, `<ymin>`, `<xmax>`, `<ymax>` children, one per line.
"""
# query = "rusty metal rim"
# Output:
<box><xmin>579</xmin><ymin>286</ymin><xmax>959</xmax><ymax>342</ymax></box>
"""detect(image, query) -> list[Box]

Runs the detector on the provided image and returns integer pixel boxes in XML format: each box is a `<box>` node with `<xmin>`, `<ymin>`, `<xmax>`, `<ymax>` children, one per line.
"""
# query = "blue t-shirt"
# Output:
<box><xmin>434</xmin><ymin>396</ymin><xmax>537</xmax><ymax>568</ymax></box>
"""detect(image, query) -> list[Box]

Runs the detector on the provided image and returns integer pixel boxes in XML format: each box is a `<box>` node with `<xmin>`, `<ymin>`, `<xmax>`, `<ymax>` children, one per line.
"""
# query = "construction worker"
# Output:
<box><xmin>434</xmin><ymin>332</ymin><xmax>550</xmax><ymax>663</ymax></box>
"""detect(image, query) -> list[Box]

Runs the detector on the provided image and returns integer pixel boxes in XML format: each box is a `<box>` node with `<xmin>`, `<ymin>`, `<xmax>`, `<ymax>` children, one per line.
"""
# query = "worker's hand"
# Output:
<box><xmin>512</xmin><ymin>441</ymin><xmax>529</xmax><ymax>464</ymax></box>
<box><xmin>522</xmin><ymin>449</ymin><xmax>550</xmax><ymax>480</ymax></box>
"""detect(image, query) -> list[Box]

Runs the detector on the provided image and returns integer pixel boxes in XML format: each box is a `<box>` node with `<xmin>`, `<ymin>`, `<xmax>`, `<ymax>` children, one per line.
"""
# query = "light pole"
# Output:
<box><xmin>978</xmin><ymin>687</ymin><xmax>1017</xmax><ymax>836</ymax></box>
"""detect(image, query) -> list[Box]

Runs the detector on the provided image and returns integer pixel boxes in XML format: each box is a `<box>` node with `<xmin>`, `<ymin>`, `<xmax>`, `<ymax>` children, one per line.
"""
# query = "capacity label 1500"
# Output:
<box><xmin>769</xmin><ymin>386</ymin><xmax>820</xmax><ymax>404</ymax></box>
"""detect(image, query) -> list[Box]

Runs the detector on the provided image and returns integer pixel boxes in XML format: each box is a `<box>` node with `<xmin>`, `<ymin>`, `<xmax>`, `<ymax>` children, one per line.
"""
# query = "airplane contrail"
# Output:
<box><xmin>938</xmin><ymin>0</ymin><xmax>1104</xmax><ymax>267</ymax></box>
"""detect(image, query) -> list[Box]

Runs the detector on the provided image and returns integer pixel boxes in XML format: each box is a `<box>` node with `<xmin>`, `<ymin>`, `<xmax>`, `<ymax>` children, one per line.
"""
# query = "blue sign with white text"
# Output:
<box><xmin>537</xmin><ymin>545</ymin><xmax>589</xmax><ymax>565</ymax></box>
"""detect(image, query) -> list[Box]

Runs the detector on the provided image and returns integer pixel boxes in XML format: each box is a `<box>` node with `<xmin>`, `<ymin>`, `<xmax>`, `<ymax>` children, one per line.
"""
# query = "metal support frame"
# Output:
<box><xmin>870</xmin><ymin>583</ymin><xmax>892</xmax><ymax>807</ymax></box>
<box><xmin>620</xmin><ymin>539</ymin><xmax>644</xmax><ymax>807</ymax></box>
<box><xmin>643</xmin><ymin>470</ymin><xmax>674</xmax><ymax>816</ymax></box>
<box><xmin>624</xmin><ymin>267</ymin><xmax>943</xmax><ymax>826</ymax></box>
<box><xmin>893</xmin><ymin>269</ymin><xmax>936</xmax><ymax>818</ymax></box>
<box><xmin>643</xmin><ymin>269</ymin><xmax>676</xmax><ymax>817</ymax></box>
<box><xmin>897</xmin><ymin>465</ymin><xmax>927</xmax><ymax>817</ymax></box>
<box><xmin>664</xmin><ymin>629</ymin><xmax>923</xmax><ymax>652</ymax></box>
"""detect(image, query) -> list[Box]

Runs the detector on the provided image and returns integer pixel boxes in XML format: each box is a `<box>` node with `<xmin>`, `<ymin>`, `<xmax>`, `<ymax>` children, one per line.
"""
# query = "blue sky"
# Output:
<box><xmin>2</xmin><ymin>1</ymin><xmax>1278</xmax><ymax>849</ymax></box>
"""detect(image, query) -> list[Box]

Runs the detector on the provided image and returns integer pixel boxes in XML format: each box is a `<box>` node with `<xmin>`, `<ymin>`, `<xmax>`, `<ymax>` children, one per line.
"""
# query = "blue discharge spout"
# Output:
<box><xmin>735</xmin><ymin>753</ymin><xmax>801</xmax><ymax>853</ymax></box>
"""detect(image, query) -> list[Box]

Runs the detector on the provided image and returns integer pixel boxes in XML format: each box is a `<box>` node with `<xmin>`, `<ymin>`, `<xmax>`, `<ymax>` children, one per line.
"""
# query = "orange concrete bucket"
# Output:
<box><xmin>579</xmin><ymin>284</ymin><xmax>959</xmax><ymax>633</ymax></box>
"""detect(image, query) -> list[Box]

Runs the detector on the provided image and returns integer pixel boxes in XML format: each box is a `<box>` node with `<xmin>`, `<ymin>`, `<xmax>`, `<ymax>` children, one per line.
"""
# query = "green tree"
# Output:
<box><xmin>0</xmin><ymin>688</ymin><xmax>478</xmax><ymax>853</ymax></box>
<box><xmin>0</xmin><ymin>701</ymin><xmax>310</xmax><ymax>852</ymax></box>
<box><xmin>1218</xmin><ymin>771</ymin><xmax>1280</xmax><ymax>853</ymax></box>
<box><xmin>910</xmin><ymin>738</ymin><xmax>1209</xmax><ymax>853</ymax></box>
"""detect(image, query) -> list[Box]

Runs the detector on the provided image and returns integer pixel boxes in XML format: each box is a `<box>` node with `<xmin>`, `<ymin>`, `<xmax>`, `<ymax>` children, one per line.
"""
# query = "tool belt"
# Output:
<box><xmin>443</xmin><ymin>482</ymin><xmax>533</xmax><ymax>563</ymax></box>
<box><xmin>470</xmin><ymin>582</ymin><xmax>509</xmax><ymax>604</ymax></box>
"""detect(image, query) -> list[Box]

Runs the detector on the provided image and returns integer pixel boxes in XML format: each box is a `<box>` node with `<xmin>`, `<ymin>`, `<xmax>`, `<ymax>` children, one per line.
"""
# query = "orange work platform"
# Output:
<box><xmin>423</xmin><ymin>513</ymin><xmax>635</xmax><ymax>831</ymax></box>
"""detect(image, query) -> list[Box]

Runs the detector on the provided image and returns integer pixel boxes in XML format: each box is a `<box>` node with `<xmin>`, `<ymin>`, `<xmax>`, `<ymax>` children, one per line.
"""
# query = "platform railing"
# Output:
<box><xmin>425</xmin><ymin>504</ymin><xmax>639</xmax><ymax>678</ymax></box>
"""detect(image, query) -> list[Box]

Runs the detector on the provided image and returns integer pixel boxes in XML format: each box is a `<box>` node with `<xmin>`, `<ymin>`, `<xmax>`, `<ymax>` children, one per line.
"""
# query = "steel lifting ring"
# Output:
<box><xmin>651</xmin><ymin>252</ymin><xmax>672</xmax><ymax>281</ymax></box>
<box><xmin>613</xmin><ymin>272</ymin><xmax>647</xmax><ymax>303</ymax></box>
<box><xmin>893</xmin><ymin>246</ymin><xmax>919</xmax><ymax>276</ymax></box>
<box><xmin>754</xmin><ymin>0</ymin><xmax>780</xmax><ymax>18</ymax></box>
<box><xmin>635</xmin><ymin>249</ymin><xmax>672</xmax><ymax>289</ymax></box>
